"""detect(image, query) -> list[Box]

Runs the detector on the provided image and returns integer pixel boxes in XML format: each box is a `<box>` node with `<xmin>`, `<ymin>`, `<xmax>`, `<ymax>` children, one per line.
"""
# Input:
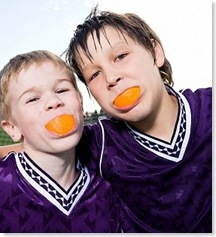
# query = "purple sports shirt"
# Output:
<box><xmin>80</xmin><ymin>87</ymin><xmax>212</xmax><ymax>232</ymax></box>
<box><xmin>0</xmin><ymin>151</ymin><xmax>125</xmax><ymax>233</ymax></box>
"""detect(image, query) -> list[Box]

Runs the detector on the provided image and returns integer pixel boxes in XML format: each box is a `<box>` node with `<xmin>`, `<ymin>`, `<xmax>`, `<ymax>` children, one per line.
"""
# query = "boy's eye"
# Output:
<box><xmin>56</xmin><ymin>88</ymin><xmax>69</xmax><ymax>94</ymax></box>
<box><xmin>26</xmin><ymin>97</ymin><xmax>39</xmax><ymax>104</ymax></box>
<box><xmin>90</xmin><ymin>71</ymin><xmax>101</xmax><ymax>81</ymax></box>
<box><xmin>116</xmin><ymin>53</ymin><xmax>128</xmax><ymax>61</ymax></box>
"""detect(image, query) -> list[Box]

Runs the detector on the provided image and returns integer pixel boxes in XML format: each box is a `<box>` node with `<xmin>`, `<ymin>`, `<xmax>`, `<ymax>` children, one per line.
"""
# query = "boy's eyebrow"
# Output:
<box><xmin>18</xmin><ymin>78</ymin><xmax>72</xmax><ymax>101</ymax></box>
<box><xmin>81</xmin><ymin>40</ymin><xmax>129</xmax><ymax>72</ymax></box>
<box><xmin>16</xmin><ymin>86</ymin><xmax>40</xmax><ymax>103</ymax></box>
<box><xmin>18</xmin><ymin>86</ymin><xmax>38</xmax><ymax>101</ymax></box>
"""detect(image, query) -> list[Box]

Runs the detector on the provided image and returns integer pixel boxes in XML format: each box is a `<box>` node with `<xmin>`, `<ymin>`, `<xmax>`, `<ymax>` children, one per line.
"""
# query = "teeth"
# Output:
<box><xmin>45</xmin><ymin>114</ymin><xmax>75</xmax><ymax>135</ymax></box>
<box><xmin>113</xmin><ymin>87</ymin><xmax>140</xmax><ymax>108</ymax></box>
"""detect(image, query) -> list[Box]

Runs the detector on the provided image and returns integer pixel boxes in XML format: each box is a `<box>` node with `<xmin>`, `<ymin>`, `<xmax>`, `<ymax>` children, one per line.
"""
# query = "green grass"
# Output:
<box><xmin>0</xmin><ymin>127</ymin><xmax>15</xmax><ymax>145</ymax></box>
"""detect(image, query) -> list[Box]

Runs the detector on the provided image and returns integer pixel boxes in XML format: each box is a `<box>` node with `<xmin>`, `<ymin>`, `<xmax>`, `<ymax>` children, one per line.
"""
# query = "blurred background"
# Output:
<box><xmin>0</xmin><ymin>0</ymin><xmax>212</xmax><ymax>145</ymax></box>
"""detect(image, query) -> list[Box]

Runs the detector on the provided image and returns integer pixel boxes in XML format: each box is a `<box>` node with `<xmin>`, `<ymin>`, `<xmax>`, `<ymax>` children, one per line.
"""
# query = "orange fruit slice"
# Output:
<box><xmin>45</xmin><ymin>114</ymin><xmax>76</xmax><ymax>135</ymax></box>
<box><xmin>113</xmin><ymin>86</ymin><xmax>140</xmax><ymax>108</ymax></box>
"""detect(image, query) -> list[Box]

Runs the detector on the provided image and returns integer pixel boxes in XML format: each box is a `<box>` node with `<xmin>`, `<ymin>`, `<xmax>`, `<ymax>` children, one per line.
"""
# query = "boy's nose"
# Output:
<box><xmin>45</xmin><ymin>95</ymin><xmax>64</xmax><ymax>110</ymax></box>
<box><xmin>106</xmin><ymin>76</ymin><xmax>122</xmax><ymax>89</ymax></box>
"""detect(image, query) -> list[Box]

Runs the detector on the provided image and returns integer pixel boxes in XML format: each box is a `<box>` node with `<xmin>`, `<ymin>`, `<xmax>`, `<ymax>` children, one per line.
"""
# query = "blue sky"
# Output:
<box><xmin>0</xmin><ymin>0</ymin><xmax>93</xmax><ymax>65</ymax></box>
<box><xmin>0</xmin><ymin>0</ymin><xmax>212</xmax><ymax>112</ymax></box>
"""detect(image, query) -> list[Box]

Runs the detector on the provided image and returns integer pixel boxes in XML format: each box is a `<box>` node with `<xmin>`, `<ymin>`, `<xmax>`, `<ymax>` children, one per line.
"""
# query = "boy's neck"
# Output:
<box><xmin>129</xmin><ymin>92</ymin><xmax>178</xmax><ymax>143</ymax></box>
<box><xmin>23</xmin><ymin>148</ymin><xmax>78</xmax><ymax>191</ymax></box>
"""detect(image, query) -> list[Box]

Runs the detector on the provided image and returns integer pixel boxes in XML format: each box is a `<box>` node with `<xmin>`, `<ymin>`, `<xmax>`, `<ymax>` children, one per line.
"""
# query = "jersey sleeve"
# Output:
<box><xmin>76</xmin><ymin>121</ymin><xmax>103</xmax><ymax>174</ymax></box>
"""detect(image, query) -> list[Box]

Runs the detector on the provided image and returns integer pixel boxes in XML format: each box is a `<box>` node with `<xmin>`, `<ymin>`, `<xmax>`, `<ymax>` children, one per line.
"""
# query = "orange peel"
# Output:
<box><xmin>45</xmin><ymin>114</ymin><xmax>76</xmax><ymax>135</ymax></box>
<box><xmin>113</xmin><ymin>86</ymin><xmax>140</xmax><ymax>108</ymax></box>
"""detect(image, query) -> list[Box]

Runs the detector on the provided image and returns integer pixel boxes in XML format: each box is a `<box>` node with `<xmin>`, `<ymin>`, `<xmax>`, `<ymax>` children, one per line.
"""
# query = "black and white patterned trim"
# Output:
<box><xmin>15</xmin><ymin>152</ymin><xmax>90</xmax><ymax>216</ymax></box>
<box><xmin>126</xmin><ymin>86</ymin><xmax>191</xmax><ymax>162</ymax></box>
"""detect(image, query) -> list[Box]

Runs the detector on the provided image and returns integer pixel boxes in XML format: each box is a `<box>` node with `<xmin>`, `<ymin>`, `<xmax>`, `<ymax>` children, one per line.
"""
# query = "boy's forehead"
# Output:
<box><xmin>81</xmin><ymin>26</ymin><xmax>132</xmax><ymax>57</ymax></box>
<box><xmin>12</xmin><ymin>62</ymin><xmax>68</xmax><ymax>88</ymax></box>
<box><xmin>91</xmin><ymin>26</ymin><xmax>129</xmax><ymax>44</ymax></box>
<box><xmin>75</xmin><ymin>25</ymin><xmax>138</xmax><ymax>68</ymax></box>
<box><xmin>19</xmin><ymin>61</ymin><xmax>63</xmax><ymax>75</ymax></box>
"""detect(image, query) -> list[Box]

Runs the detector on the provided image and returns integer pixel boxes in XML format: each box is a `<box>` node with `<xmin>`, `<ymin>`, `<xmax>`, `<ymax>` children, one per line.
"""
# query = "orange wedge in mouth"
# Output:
<box><xmin>113</xmin><ymin>86</ymin><xmax>141</xmax><ymax>108</ymax></box>
<box><xmin>45</xmin><ymin>114</ymin><xmax>76</xmax><ymax>135</ymax></box>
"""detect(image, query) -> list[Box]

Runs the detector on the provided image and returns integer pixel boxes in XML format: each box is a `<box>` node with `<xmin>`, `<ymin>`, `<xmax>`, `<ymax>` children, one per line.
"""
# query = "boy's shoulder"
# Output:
<box><xmin>180</xmin><ymin>87</ymin><xmax>212</xmax><ymax>99</ymax></box>
<box><xmin>0</xmin><ymin>152</ymin><xmax>16</xmax><ymax>169</ymax></box>
<box><xmin>0</xmin><ymin>152</ymin><xmax>16</xmax><ymax>191</ymax></box>
<box><xmin>180</xmin><ymin>87</ymin><xmax>212</xmax><ymax>108</ymax></box>
<box><xmin>83</xmin><ymin>115</ymin><xmax>127</xmax><ymax>143</ymax></box>
<box><xmin>180</xmin><ymin>87</ymin><xmax>212</xmax><ymax>129</ymax></box>
<box><xmin>84</xmin><ymin>115</ymin><xmax>125</xmax><ymax>131</ymax></box>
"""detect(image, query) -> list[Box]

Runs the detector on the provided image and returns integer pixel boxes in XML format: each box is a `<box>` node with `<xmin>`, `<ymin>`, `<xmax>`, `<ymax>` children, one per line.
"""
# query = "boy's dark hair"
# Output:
<box><xmin>65</xmin><ymin>6</ymin><xmax>173</xmax><ymax>86</ymax></box>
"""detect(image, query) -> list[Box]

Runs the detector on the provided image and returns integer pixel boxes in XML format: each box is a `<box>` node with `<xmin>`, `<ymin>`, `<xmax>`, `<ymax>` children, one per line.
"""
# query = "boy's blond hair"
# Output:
<box><xmin>0</xmin><ymin>50</ymin><xmax>81</xmax><ymax>122</ymax></box>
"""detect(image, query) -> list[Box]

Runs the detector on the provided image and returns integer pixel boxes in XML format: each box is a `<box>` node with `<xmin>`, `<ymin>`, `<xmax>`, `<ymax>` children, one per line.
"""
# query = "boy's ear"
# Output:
<box><xmin>1</xmin><ymin>120</ymin><xmax>22</xmax><ymax>142</ymax></box>
<box><xmin>153</xmin><ymin>41</ymin><xmax>165</xmax><ymax>67</ymax></box>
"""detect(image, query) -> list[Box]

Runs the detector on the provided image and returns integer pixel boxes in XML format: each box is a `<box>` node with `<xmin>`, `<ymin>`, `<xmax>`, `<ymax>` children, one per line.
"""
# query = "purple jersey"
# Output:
<box><xmin>80</xmin><ymin>87</ymin><xmax>212</xmax><ymax>232</ymax></box>
<box><xmin>0</xmin><ymin>151</ymin><xmax>124</xmax><ymax>233</ymax></box>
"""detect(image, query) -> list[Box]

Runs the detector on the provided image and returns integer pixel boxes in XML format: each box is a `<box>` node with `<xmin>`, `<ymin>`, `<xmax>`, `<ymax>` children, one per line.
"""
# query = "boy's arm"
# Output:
<box><xmin>0</xmin><ymin>143</ymin><xmax>22</xmax><ymax>158</ymax></box>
